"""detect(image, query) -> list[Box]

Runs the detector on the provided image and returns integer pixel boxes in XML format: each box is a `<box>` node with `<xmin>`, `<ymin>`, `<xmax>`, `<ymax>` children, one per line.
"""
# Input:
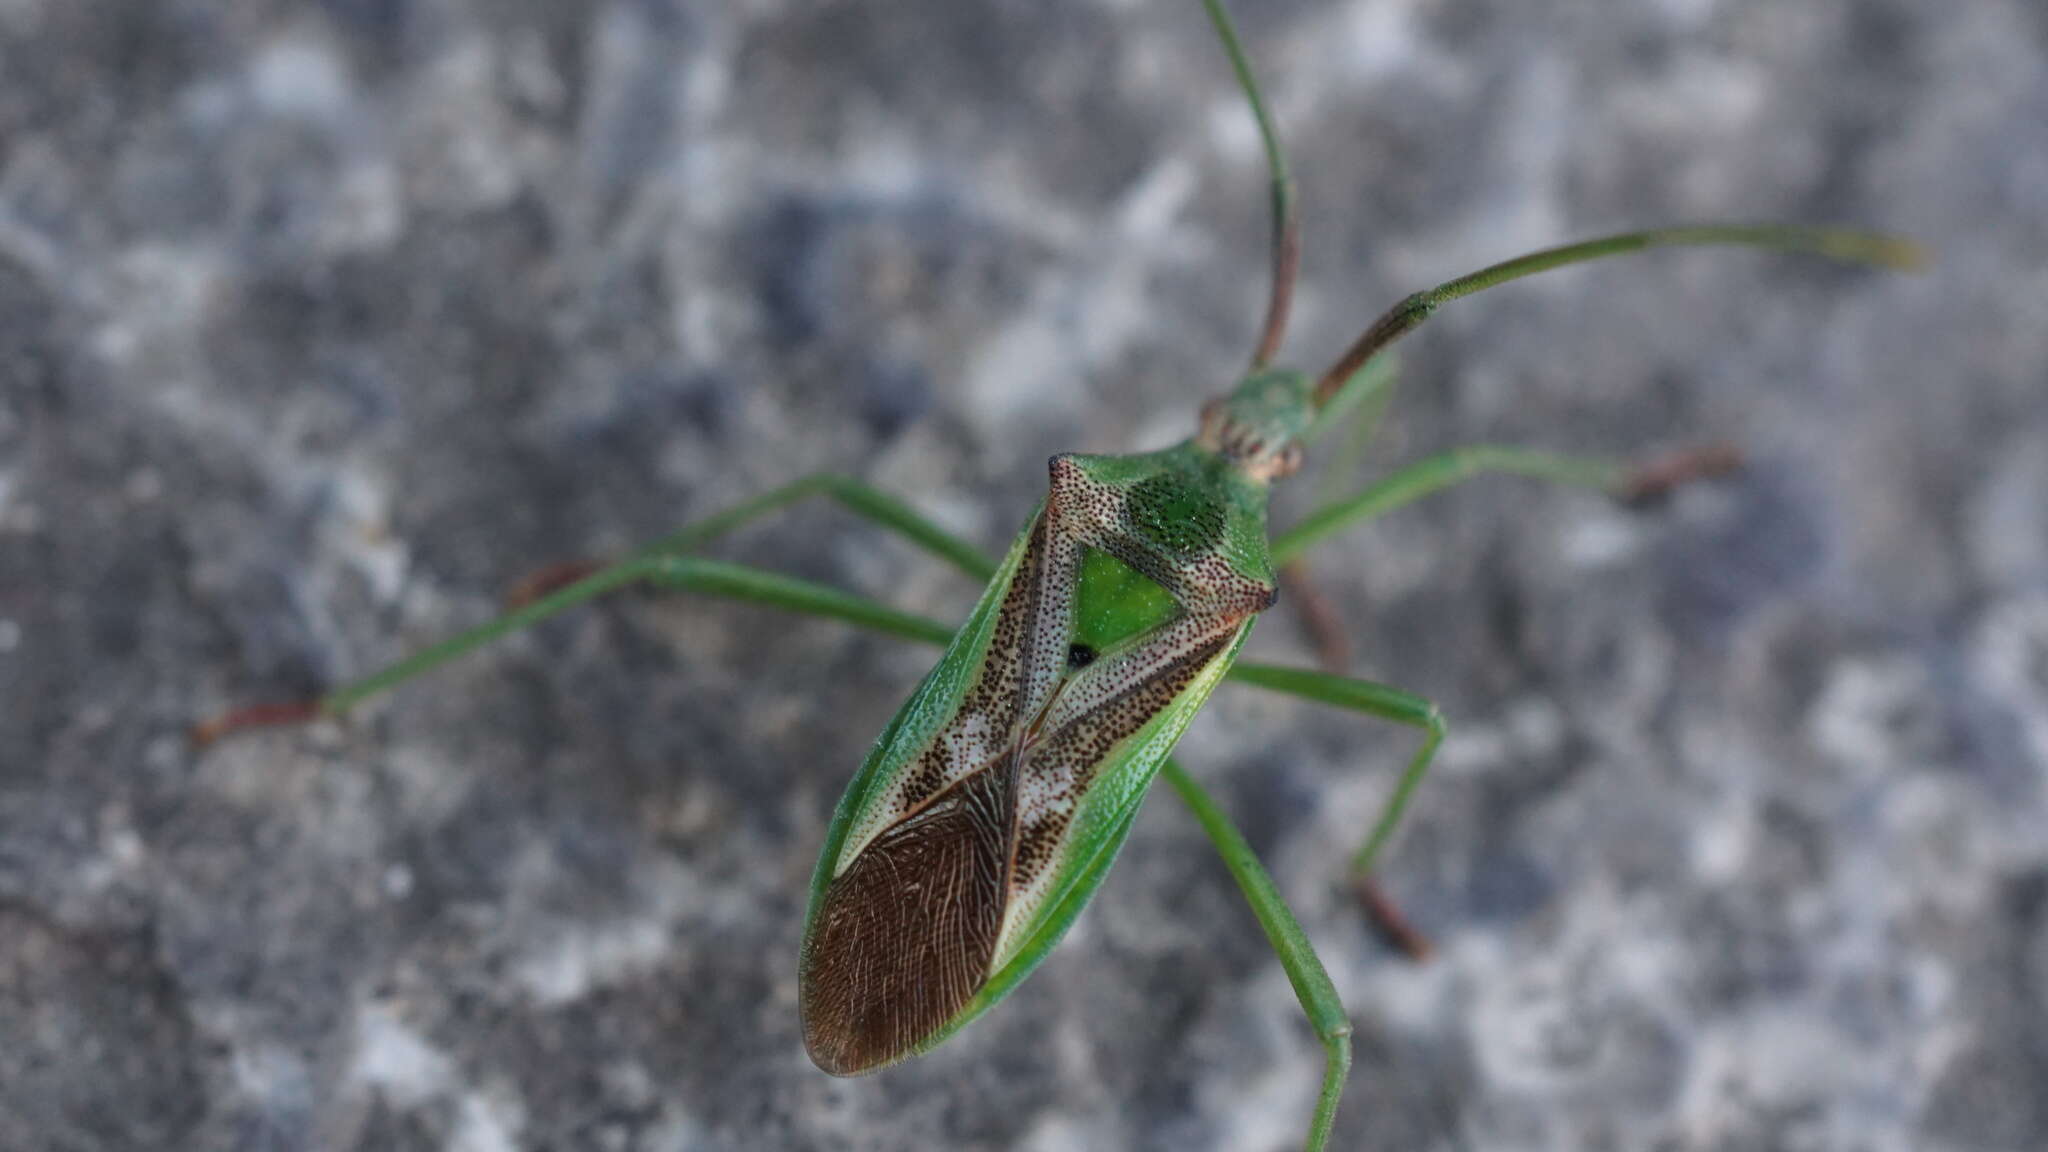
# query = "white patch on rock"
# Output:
<box><xmin>1806</xmin><ymin>653</ymin><xmax>1933</xmax><ymax>775</ymax></box>
<box><xmin>328</xmin><ymin>459</ymin><xmax>409</xmax><ymax>606</ymax></box>
<box><xmin>1560</xmin><ymin>507</ymin><xmax>1647</xmax><ymax>570</ymax></box>
<box><xmin>231</xmin><ymin>1038</ymin><xmax>314</xmax><ymax>1114</ymax></box>
<box><xmin>350</xmin><ymin>1001</ymin><xmax>456</xmax><ymax>1108</ymax></box>
<box><xmin>95</xmin><ymin>243</ymin><xmax>227</xmax><ymax>370</ymax></box>
<box><xmin>409</xmin><ymin>37</ymin><xmax>532</xmax><ymax>212</ymax></box>
<box><xmin>514</xmin><ymin>915</ymin><xmax>673</xmax><ymax>1007</ymax></box>
<box><xmin>964</xmin><ymin>305</ymin><xmax>1080</xmax><ymax>440</ymax></box>
<box><xmin>450</xmin><ymin>1087</ymin><xmax>525</xmax><ymax>1152</ymax></box>
<box><xmin>506</xmin><ymin>859</ymin><xmax>705</xmax><ymax>1007</ymax></box>
<box><xmin>1019</xmin><ymin>1115</ymin><xmax>1111</xmax><ymax>1152</ymax></box>
<box><xmin>1337</xmin><ymin>0</ymin><xmax>1435</xmax><ymax>84</ymax></box>
<box><xmin>250</xmin><ymin>33</ymin><xmax>353</xmax><ymax>122</ymax></box>
<box><xmin>1970</xmin><ymin>594</ymin><xmax>2048</xmax><ymax>769</ymax></box>
<box><xmin>1691</xmin><ymin>799</ymin><xmax>1753</xmax><ymax>882</ymax></box>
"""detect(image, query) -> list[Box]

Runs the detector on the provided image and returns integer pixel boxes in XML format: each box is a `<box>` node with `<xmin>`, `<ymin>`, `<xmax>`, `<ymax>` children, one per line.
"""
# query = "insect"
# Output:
<box><xmin>193</xmin><ymin>1</ymin><xmax>1920</xmax><ymax>1147</ymax></box>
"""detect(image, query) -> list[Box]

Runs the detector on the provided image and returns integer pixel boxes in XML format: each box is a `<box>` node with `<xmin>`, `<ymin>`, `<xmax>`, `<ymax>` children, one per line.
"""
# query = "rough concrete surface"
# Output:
<box><xmin>3</xmin><ymin>0</ymin><xmax>2045</xmax><ymax>1149</ymax></box>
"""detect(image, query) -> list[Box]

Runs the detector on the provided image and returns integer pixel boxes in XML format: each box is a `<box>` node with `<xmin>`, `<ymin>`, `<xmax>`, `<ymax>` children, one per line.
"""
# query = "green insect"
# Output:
<box><xmin>194</xmin><ymin>1</ymin><xmax>1920</xmax><ymax>1146</ymax></box>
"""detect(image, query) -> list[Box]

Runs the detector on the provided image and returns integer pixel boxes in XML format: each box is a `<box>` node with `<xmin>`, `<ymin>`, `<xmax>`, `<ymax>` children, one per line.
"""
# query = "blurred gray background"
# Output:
<box><xmin>4</xmin><ymin>0</ymin><xmax>2045</xmax><ymax>1149</ymax></box>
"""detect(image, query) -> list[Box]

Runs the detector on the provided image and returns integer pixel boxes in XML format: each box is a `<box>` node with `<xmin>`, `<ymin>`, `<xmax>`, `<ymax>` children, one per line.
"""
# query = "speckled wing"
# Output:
<box><xmin>798</xmin><ymin>452</ymin><xmax>1267</xmax><ymax>1076</ymax></box>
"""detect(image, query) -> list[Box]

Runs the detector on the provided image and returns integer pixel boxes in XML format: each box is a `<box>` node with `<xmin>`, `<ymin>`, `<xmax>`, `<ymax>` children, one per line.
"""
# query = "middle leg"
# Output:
<box><xmin>1225</xmin><ymin>661</ymin><xmax>1449</xmax><ymax>959</ymax></box>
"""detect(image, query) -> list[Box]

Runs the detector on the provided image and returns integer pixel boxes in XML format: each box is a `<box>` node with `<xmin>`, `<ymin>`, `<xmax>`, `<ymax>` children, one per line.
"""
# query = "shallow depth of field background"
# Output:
<box><xmin>4</xmin><ymin>0</ymin><xmax>2046</xmax><ymax>1149</ymax></box>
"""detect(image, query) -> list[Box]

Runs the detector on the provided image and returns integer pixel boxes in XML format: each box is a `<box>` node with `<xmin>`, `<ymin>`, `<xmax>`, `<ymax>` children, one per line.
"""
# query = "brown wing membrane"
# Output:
<box><xmin>800</xmin><ymin>764</ymin><xmax>1014</xmax><ymax>1075</ymax></box>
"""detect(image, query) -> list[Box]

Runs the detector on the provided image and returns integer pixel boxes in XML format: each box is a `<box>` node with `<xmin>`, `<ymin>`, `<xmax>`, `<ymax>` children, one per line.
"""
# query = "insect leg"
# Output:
<box><xmin>1278</xmin><ymin>354</ymin><xmax>1403</xmax><ymax>672</ymax></box>
<box><xmin>640</xmin><ymin>557</ymin><xmax>954</xmax><ymax>647</ymax></box>
<box><xmin>1161</xmin><ymin>757</ymin><xmax>1351</xmax><ymax>1152</ymax></box>
<box><xmin>1275</xmin><ymin>562</ymin><xmax>1353</xmax><ymax>679</ymax></box>
<box><xmin>194</xmin><ymin>475</ymin><xmax>984</xmax><ymax>744</ymax></box>
<box><xmin>203</xmin><ymin>542</ymin><xmax>1363</xmax><ymax>1146</ymax></box>
<box><xmin>652</xmin><ymin>545</ymin><xmax>1348</xmax><ymax>1145</ymax></box>
<box><xmin>191</xmin><ymin>553</ymin><xmax>932</xmax><ymax>745</ymax></box>
<box><xmin>1225</xmin><ymin>662</ymin><xmax>1447</xmax><ymax>930</ymax></box>
<box><xmin>1272</xmin><ymin>446</ymin><xmax>1627</xmax><ymax>565</ymax></box>
<box><xmin>1266</xmin><ymin>444</ymin><xmax>1626</xmax><ymax>696</ymax></box>
<box><xmin>1267</xmin><ymin>440</ymin><xmax>1737</xmax><ymax>673</ymax></box>
<box><xmin>509</xmin><ymin>473</ymin><xmax>994</xmax><ymax>603</ymax></box>
<box><xmin>648</xmin><ymin>546</ymin><xmax>1355</xmax><ymax>1146</ymax></box>
<box><xmin>634</xmin><ymin>473</ymin><xmax>992</xmax><ymax>579</ymax></box>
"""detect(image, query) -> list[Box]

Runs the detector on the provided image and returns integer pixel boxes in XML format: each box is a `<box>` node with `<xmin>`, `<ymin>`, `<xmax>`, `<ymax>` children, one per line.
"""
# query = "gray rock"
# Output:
<box><xmin>4</xmin><ymin>0</ymin><xmax>2044</xmax><ymax>1149</ymax></box>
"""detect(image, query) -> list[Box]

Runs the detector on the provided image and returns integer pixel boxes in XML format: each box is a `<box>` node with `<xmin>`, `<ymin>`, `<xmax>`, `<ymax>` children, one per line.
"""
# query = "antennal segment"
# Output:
<box><xmin>1312</xmin><ymin>223</ymin><xmax>1926</xmax><ymax>408</ymax></box>
<box><xmin>1202</xmin><ymin>0</ymin><xmax>1298</xmax><ymax>370</ymax></box>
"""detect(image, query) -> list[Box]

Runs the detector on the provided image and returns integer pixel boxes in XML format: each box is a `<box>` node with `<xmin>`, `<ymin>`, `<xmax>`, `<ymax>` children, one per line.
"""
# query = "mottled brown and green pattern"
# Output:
<box><xmin>799</xmin><ymin>392</ymin><xmax>1305</xmax><ymax>1073</ymax></box>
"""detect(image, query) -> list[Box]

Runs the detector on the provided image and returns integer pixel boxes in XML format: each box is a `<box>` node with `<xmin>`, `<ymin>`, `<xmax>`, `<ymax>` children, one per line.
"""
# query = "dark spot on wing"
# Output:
<box><xmin>1010</xmin><ymin>628</ymin><xmax>1237</xmax><ymax>890</ymax></box>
